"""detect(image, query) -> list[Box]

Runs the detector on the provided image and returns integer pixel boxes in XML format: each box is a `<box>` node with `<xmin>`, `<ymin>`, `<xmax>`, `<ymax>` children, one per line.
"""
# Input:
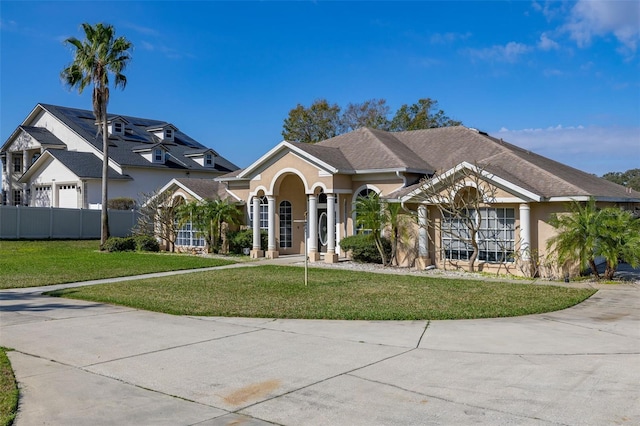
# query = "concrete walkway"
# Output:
<box><xmin>1</xmin><ymin>259</ymin><xmax>639</xmax><ymax>425</ymax></box>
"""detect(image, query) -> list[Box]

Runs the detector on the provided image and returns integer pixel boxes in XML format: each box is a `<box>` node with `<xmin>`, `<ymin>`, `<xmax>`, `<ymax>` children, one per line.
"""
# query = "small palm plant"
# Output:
<box><xmin>547</xmin><ymin>198</ymin><xmax>601</xmax><ymax>279</ymax></box>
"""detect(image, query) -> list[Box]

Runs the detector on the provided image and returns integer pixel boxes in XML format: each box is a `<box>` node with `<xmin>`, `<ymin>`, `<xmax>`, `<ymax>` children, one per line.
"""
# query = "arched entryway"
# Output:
<box><xmin>272</xmin><ymin>173</ymin><xmax>307</xmax><ymax>256</ymax></box>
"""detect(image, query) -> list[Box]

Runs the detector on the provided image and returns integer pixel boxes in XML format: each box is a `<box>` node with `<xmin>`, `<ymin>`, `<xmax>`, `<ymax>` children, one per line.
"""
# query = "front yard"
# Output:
<box><xmin>47</xmin><ymin>265</ymin><xmax>596</xmax><ymax>320</ymax></box>
<box><xmin>1</xmin><ymin>240</ymin><xmax>596</xmax><ymax>320</ymax></box>
<box><xmin>0</xmin><ymin>240</ymin><xmax>235</xmax><ymax>289</ymax></box>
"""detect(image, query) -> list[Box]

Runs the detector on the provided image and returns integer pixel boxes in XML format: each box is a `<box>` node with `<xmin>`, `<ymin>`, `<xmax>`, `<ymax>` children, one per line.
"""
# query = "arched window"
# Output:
<box><xmin>354</xmin><ymin>188</ymin><xmax>378</xmax><ymax>234</ymax></box>
<box><xmin>279</xmin><ymin>201</ymin><xmax>292</xmax><ymax>248</ymax></box>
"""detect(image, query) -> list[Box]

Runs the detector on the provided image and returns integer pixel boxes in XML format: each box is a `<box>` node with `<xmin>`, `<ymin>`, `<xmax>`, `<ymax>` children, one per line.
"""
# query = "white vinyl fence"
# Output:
<box><xmin>0</xmin><ymin>206</ymin><xmax>139</xmax><ymax>239</ymax></box>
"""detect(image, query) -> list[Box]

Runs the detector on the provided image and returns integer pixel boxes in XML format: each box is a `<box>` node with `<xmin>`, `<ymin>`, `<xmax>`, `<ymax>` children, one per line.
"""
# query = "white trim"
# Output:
<box><xmin>270</xmin><ymin>167</ymin><xmax>311</xmax><ymax>194</ymax></box>
<box><xmin>310</xmin><ymin>182</ymin><xmax>328</xmax><ymax>195</ymax></box>
<box><xmin>249</xmin><ymin>185</ymin><xmax>269</xmax><ymax>198</ymax></box>
<box><xmin>238</xmin><ymin>141</ymin><xmax>338</xmax><ymax>179</ymax></box>
<box><xmin>352</xmin><ymin>184</ymin><xmax>382</xmax><ymax>203</ymax></box>
<box><xmin>493</xmin><ymin>197</ymin><xmax>528</xmax><ymax>203</ymax></box>
<box><xmin>542</xmin><ymin>195</ymin><xmax>640</xmax><ymax>203</ymax></box>
<box><xmin>401</xmin><ymin>161</ymin><xmax>543</xmax><ymax>203</ymax></box>
<box><xmin>145</xmin><ymin>178</ymin><xmax>205</xmax><ymax>207</ymax></box>
<box><xmin>223</xmin><ymin>187</ymin><xmax>243</xmax><ymax>202</ymax></box>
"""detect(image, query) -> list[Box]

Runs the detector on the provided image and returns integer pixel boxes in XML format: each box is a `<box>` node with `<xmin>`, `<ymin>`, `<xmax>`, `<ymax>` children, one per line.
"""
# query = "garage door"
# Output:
<box><xmin>33</xmin><ymin>185</ymin><xmax>52</xmax><ymax>207</ymax></box>
<box><xmin>58</xmin><ymin>184</ymin><xmax>78</xmax><ymax>208</ymax></box>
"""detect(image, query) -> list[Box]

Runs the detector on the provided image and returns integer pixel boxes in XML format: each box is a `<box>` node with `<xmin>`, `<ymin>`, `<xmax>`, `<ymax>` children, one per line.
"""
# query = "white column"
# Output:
<box><xmin>251</xmin><ymin>196</ymin><xmax>263</xmax><ymax>257</ymax></box>
<box><xmin>307</xmin><ymin>194</ymin><xmax>319</xmax><ymax>261</ymax></box>
<box><xmin>266</xmin><ymin>195</ymin><xmax>277</xmax><ymax>258</ymax></box>
<box><xmin>325</xmin><ymin>194</ymin><xmax>338</xmax><ymax>263</ymax></box>
<box><xmin>519</xmin><ymin>203</ymin><xmax>531</xmax><ymax>261</ymax></box>
<box><xmin>418</xmin><ymin>205</ymin><xmax>429</xmax><ymax>257</ymax></box>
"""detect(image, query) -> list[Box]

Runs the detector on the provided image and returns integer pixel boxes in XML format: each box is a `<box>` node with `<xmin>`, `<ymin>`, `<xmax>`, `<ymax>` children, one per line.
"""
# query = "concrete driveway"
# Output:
<box><xmin>1</xmin><ymin>280</ymin><xmax>638</xmax><ymax>425</ymax></box>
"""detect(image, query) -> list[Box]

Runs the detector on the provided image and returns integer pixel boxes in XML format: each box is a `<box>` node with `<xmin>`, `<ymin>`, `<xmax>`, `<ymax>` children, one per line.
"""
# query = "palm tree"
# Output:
<box><xmin>383</xmin><ymin>201</ymin><xmax>403</xmax><ymax>267</ymax></box>
<box><xmin>547</xmin><ymin>198</ymin><xmax>601</xmax><ymax>279</ymax></box>
<box><xmin>354</xmin><ymin>193</ymin><xmax>387</xmax><ymax>265</ymax></box>
<box><xmin>61</xmin><ymin>23</ymin><xmax>132</xmax><ymax>249</ymax></box>
<box><xmin>597</xmin><ymin>208</ymin><xmax>640</xmax><ymax>280</ymax></box>
<box><xmin>210</xmin><ymin>199</ymin><xmax>243</xmax><ymax>253</ymax></box>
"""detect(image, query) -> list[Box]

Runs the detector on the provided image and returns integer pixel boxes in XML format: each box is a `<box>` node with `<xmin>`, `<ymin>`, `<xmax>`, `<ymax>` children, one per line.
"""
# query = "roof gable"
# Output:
<box><xmin>19</xmin><ymin>149</ymin><xmax>130</xmax><ymax>183</ymax></box>
<box><xmin>399</xmin><ymin>161</ymin><xmax>542</xmax><ymax>203</ymax></box>
<box><xmin>237</xmin><ymin>141</ymin><xmax>346</xmax><ymax>179</ymax></box>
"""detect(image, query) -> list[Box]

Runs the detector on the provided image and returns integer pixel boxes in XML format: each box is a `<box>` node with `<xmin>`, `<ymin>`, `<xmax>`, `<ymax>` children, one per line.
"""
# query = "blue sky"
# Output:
<box><xmin>1</xmin><ymin>1</ymin><xmax>638</xmax><ymax>176</ymax></box>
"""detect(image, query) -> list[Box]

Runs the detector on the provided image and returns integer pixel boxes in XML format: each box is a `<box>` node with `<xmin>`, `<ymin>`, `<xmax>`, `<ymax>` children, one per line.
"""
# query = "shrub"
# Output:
<box><xmin>135</xmin><ymin>235</ymin><xmax>160</xmax><ymax>252</ymax></box>
<box><xmin>228</xmin><ymin>229</ymin><xmax>268</xmax><ymax>254</ymax></box>
<box><xmin>340</xmin><ymin>233</ymin><xmax>392</xmax><ymax>264</ymax></box>
<box><xmin>103</xmin><ymin>236</ymin><xmax>136</xmax><ymax>252</ymax></box>
<box><xmin>107</xmin><ymin>197</ymin><xmax>136</xmax><ymax>210</ymax></box>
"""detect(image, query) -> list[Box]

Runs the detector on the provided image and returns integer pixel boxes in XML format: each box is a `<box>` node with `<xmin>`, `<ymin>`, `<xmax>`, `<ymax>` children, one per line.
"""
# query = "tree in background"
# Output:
<box><xmin>282</xmin><ymin>97</ymin><xmax>461</xmax><ymax>143</ymax></box>
<box><xmin>340</xmin><ymin>98</ymin><xmax>391</xmax><ymax>133</ymax></box>
<box><xmin>601</xmin><ymin>168</ymin><xmax>640</xmax><ymax>192</ymax></box>
<box><xmin>282</xmin><ymin>99</ymin><xmax>341</xmax><ymax>143</ymax></box>
<box><xmin>389</xmin><ymin>98</ymin><xmax>462</xmax><ymax>131</ymax></box>
<box><xmin>61</xmin><ymin>23</ymin><xmax>132</xmax><ymax>249</ymax></box>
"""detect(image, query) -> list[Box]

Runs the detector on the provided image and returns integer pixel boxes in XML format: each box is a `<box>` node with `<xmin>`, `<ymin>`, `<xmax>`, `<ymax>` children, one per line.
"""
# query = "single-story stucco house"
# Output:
<box><xmin>157</xmin><ymin>126</ymin><xmax>640</xmax><ymax>277</ymax></box>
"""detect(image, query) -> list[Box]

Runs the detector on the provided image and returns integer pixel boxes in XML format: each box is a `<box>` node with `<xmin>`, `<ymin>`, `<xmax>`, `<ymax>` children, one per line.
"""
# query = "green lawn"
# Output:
<box><xmin>0</xmin><ymin>348</ymin><xmax>18</xmax><ymax>426</ymax></box>
<box><xmin>0</xmin><ymin>240</ymin><xmax>236</xmax><ymax>289</ymax></box>
<box><xmin>48</xmin><ymin>265</ymin><xmax>596</xmax><ymax>320</ymax></box>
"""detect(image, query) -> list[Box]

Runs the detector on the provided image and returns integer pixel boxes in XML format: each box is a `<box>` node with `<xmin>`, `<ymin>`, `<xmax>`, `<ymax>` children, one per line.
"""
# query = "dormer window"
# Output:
<box><xmin>146</xmin><ymin>124</ymin><xmax>176</xmax><ymax>142</ymax></box>
<box><xmin>154</xmin><ymin>148</ymin><xmax>164</xmax><ymax>163</ymax></box>
<box><xmin>108</xmin><ymin>117</ymin><xmax>128</xmax><ymax>136</ymax></box>
<box><xmin>185</xmin><ymin>149</ymin><xmax>216</xmax><ymax>168</ymax></box>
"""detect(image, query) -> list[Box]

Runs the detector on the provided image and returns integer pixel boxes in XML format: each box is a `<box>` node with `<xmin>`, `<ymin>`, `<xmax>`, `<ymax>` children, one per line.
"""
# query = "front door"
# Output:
<box><xmin>318</xmin><ymin>210</ymin><xmax>328</xmax><ymax>252</ymax></box>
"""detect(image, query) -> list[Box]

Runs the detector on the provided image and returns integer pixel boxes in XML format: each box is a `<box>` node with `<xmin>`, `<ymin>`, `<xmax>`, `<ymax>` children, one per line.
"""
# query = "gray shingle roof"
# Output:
<box><xmin>38</xmin><ymin>103</ymin><xmax>239</xmax><ymax>174</ymax></box>
<box><xmin>174</xmin><ymin>178</ymin><xmax>231</xmax><ymax>200</ymax></box>
<box><xmin>263</xmin><ymin>126</ymin><xmax>639</xmax><ymax>201</ymax></box>
<box><xmin>20</xmin><ymin>126</ymin><xmax>66</xmax><ymax>147</ymax></box>
<box><xmin>47</xmin><ymin>150</ymin><xmax>131</xmax><ymax>180</ymax></box>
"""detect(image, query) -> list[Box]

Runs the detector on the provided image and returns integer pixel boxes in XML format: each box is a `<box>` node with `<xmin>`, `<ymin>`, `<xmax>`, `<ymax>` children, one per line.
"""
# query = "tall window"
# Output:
<box><xmin>442</xmin><ymin>207</ymin><xmax>515</xmax><ymax>263</ymax></box>
<box><xmin>279</xmin><ymin>201</ymin><xmax>292</xmax><ymax>248</ymax></box>
<box><xmin>355</xmin><ymin>188</ymin><xmax>377</xmax><ymax>235</ymax></box>
<box><xmin>13</xmin><ymin>190</ymin><xmax>21</xmax><ymax>206</ymax></box>
<box><xmin>13</xmin><ymin>156</ymin><xmax>22</xmax><ymax>173</ymax></box>
<box><xmin>154</xmin><ymin>149</ymin><xmax>164</xmax><ymax>162</ymax></box>
<box><xmin>175</xmin><ymin>220</ymin><xmax>205</xmax><ymax>247</ymax></box>
<box><xmin>249</xmin><ymin>196</ymin><xmax>268</xmax><ymax>230</ymax></box>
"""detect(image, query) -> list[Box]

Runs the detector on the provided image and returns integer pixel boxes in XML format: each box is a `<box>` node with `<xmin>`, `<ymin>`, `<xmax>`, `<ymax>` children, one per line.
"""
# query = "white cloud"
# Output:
<box><xmin>538</xmin><ymin>32</ymin><xmax>560</xmax><ymax>51</ymax></box>
<box><xmin>466</xmin><ymin>42</ymin><xmax>531</xmax><ymax>63</ymax></box>
<box><xmin>494</xmin><ymin>125</ymin><xmax>640</xmax><ymax>175</ymax></box>
<box><xmin>563</xmin><ymin>0</ymin><xmax>639</xmax><ymax>54</ymax></box>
